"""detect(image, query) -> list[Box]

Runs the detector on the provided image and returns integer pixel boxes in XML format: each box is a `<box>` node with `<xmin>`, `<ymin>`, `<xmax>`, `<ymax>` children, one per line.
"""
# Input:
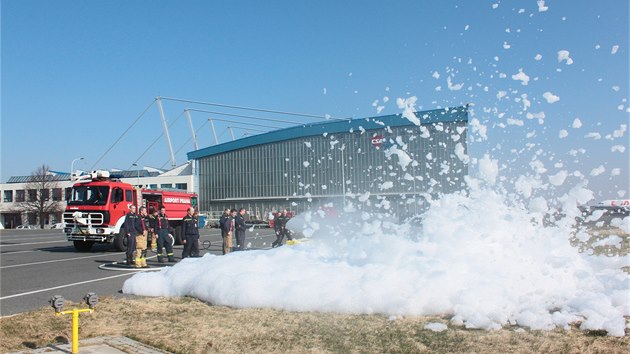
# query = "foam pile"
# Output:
<box><xmin>123</xmin><ymin>180</ymin><xmax>629</xmax><ymax>336</ymax></box>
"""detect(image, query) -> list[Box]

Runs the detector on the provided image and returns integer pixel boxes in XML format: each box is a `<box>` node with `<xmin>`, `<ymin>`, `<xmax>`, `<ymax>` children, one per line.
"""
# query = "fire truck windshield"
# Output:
<box><xmin>68</xmin><ymin>186</ymin><xmax>110</xmax><ymax>206</ymax></box>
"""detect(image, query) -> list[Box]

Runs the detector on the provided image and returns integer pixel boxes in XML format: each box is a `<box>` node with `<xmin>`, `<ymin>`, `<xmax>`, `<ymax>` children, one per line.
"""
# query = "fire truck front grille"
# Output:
<box><xmin>63</xmin><ymin>212</ymin><xmax>105</xmax><ymax>226</ymax></box>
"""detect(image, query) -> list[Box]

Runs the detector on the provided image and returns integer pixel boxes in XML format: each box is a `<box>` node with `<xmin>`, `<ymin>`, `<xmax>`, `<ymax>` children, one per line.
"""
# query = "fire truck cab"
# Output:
<box><xmin>63</xmin><ymin>170</ymin><xmax>197</xmax><ymax>252</ymax></box>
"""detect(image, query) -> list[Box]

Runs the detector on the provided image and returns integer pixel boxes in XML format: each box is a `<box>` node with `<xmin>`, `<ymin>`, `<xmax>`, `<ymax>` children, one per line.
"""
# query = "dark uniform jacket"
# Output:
<box><xmin>182</xmin><ymin>215</ymin><xmax>199</xmax><ymax>236</ymax></box>
<box><xmin>148</xmin><ymin>214</ymin><xmax>158</xmax><ymax>233</ymax></box>
<box><xmin>156</xmin><ymin>214</ymin><xmax>170</xmax><ymax>232</ymax></box>
<box><xmin>124</xmin><ymin>212</ymin><xmax>143</xmax><ymax>236</ymax></box>
<box><xmin>235</xmin><ymin>214</ymin><xmax>246</xmax><ymax>234</ymax></box>
<box><xmin>141</xmin><ymin>216</ymin><xmax>150</xmax><ymax>233</ymax></box>
<box><xmin>274</xmin><ymin>215</ymin><xmax>290</xmax><ymax>232</ymax></box>
<box><xmin>219</xmin><ymin>214</ymin><xmax>232</xmax><ymax>235</ymax></box>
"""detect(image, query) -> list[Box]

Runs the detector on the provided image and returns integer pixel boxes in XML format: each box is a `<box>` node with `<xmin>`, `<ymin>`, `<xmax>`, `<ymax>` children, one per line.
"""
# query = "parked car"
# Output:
<box><xmin>50</xmin><ymin>223</ymin><xmax>66</xmax><ymax>229</ymax></box>
<box><xmin>16</xmin><ymin>225</ymin><xmax>37</xmax><ymax>230</ymax></box>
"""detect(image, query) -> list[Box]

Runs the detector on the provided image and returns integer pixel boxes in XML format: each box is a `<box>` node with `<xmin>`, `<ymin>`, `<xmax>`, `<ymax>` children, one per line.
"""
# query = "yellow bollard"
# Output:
<box><xmin>55</xmin><ymin>308</ymin><xmax>94</xmax><ymax>353</ymax></box>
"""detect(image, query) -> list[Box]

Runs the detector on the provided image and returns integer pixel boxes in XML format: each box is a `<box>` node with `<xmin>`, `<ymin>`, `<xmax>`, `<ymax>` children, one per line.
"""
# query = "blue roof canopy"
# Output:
<box><xmin>188</xmin><ymin>105</ymin><xmax>468</xmax><ymax>159</ymax></box>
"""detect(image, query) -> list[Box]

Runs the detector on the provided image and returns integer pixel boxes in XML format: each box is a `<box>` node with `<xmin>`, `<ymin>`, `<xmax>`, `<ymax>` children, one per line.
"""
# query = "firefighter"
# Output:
<box><xmin>272</xmin><ymin>209</ymin><xmax>291</xmax><ymax>248</ymax></box>
<box><xmin>135</xmin><ymin>206</ymin><xmax>149</xmax><ymax>268</ymax></box>
<box><xmin>181</xmin><ymin>207</ymin><xmax>200</xmax><ymax>259</ymax></box>
<box><xmin>156</xmin><ymin>206</ymin><xmax>175</xmax><ymax>263</ymax></box>
<box><xmin>148</xmin><ymin>208</ymin><xmax>158</xmax><ymax>252</ymax></box>
<box><xmin>234</xmin><ymin>208</ymin><xmax>247</xmax><ymax>251</ymax></box>
<box><xmin>219</xmin><ymin>208</ymin><xmax>232</xmax><ymax>255</ymax></box>
<box><xmin>123</xmin><ymin>205</ymin><xmax>140</xmax><ymax>266</ymax></box>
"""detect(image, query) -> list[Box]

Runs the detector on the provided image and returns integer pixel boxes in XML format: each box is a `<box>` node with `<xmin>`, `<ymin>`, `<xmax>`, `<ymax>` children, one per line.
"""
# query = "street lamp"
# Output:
<box><xmin>132</xmin><ymin>163</ymin><xmax>140</xmax><ymax>187</ymax></box>
<box><xmin>70</xmin><ymin>157</ymin><xmax>84</xmax><ymax>181</ymax></box>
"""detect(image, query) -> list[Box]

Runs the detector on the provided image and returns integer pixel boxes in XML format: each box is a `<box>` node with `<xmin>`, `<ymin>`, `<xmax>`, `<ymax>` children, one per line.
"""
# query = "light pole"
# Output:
<box><xmin>70</xmin><ymin>157</ymin><xmax>84</xmax><ymax>181</ymax></box>
<box><xmin>132</xmin><ymin>163</ymin><xmax>140</xmax><ymax>187</ymax></box>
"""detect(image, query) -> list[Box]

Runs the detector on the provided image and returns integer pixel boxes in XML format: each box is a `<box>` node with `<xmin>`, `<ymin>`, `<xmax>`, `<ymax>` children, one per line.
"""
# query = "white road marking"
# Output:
<box><xmin>0</xmin><ymin>240</ymin><xmax>69</xmax><ymax>247</ymax></box>
<box><xmin>0</xmin><ymin>237</ymin><xmax>66</xmax><ymax>243</ymax></box>
<box><xmin>0</xmin><ymin>252</ymin><xmax>125</xmax><ymax>269</ymax></box>
<box><xmin>0</xmin><ymin>250</ymin><xmax>43</xmax><ymax>255</ymax></box>
<box><xmin>0</xmin><ymin>232</ymin><xmax>65</xmax><ymax>237</ymax></box>
<box><xmin>98</xmin><ymin>259</ymin><xmax>166</xmax><ymax>272</ymax></box>
<box><xmin>0</xmin><ymin>273</ymin><xmax>139</xmax><ymax>300</ymax></box>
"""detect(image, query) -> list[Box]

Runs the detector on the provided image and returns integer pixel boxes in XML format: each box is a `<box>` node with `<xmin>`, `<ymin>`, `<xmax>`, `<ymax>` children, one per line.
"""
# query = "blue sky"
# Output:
<box><xmin>2</xmin><ymin>0</ymin><xmax>628</xmax><ymax>199</ymax></box>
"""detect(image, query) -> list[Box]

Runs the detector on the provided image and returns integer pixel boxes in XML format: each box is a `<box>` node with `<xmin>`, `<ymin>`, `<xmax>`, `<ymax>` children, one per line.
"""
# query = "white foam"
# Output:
<box><xmin>425</xmin><ymin>322</ymin><xmax>448</xmax><ymax>332</ymax></box>
<box><xmin>123</xmin><ymin>180</ymin><xmax>629</xmax><ymax>337</ymax></box>
<box><xmin>543</xmin><ymin>92</ymin><xmax>560</xmax><ymax>104</ymax></box>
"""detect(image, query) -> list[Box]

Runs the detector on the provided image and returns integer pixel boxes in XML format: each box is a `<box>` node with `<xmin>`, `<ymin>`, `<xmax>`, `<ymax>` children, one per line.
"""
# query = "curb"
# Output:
<box><xmin>8</xmin><ymin>336</ymin><xmax>171</xmax><ymax>354</ymax></box>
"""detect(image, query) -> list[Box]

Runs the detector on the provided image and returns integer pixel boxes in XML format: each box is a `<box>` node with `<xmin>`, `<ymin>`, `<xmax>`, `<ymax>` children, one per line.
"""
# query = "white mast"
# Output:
<box><xmin>185</xmin><ymin>109</ymin><xmax>199</xmax><ymax>150</ymax></box>
<box><xmin>208</xmin><ymin>119</ymin><xmax>219</xmax><ymax>145</ymax></box>
<box><xmin>156</xmin><ymin>96</ymin><xmax>176</xmax><ymax>168</ymax></box>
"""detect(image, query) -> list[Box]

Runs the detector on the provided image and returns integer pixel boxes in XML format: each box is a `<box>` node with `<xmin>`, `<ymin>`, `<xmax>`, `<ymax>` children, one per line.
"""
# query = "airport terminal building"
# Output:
<box><xmin>189</xmin><ymin>106</ymin><xmax>469</xmax><ymax>221</ymax></box>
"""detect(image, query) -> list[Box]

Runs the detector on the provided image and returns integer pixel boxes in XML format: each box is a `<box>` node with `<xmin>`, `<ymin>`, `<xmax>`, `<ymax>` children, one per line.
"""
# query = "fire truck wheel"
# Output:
<box><xmin>73</xmin><ymin>240</ymin><xmax>94</xmax><ymax>252</ymax></box>
<box><xmin>113</xmin><ymin>233</ymin><xmax>127</xmax><ymax>252</ymax></box>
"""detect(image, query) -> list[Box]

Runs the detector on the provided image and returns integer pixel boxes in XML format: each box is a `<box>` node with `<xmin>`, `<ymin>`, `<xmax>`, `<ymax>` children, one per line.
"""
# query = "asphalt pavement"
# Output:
<box><xmin>0</xmin><ymin>226</ymin><xmax>277</xmax><ymax>316</ymax></box>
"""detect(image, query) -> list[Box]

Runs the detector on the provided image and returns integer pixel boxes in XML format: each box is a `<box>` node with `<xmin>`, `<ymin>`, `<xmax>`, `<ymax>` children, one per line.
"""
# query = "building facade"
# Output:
<box><xmin>189</xmin><ymin>106</ymin><xmax>469</xmax><ymax>222</ymax></box>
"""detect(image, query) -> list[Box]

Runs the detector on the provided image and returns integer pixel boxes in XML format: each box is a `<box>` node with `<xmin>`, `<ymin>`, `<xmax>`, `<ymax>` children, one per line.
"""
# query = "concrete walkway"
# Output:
<box><xmin>8</xmin><ymin>336</ymin><xmax>170</xmax><ymax>354</ymax></box>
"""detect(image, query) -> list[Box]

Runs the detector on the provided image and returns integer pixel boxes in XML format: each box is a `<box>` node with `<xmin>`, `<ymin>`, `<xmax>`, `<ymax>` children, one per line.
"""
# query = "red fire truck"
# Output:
<box><xmin>63</xmin><ymin>170</ymin><xmax>197</xmax><ymax>252</ymax></box>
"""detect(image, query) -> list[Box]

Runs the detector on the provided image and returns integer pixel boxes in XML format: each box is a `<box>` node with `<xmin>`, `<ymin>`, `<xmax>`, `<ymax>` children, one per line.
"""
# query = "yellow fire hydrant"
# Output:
<box><xmin>50</xmin><ymin>293</ymin><xmax>98</xmax><ymax>354</ymax></box>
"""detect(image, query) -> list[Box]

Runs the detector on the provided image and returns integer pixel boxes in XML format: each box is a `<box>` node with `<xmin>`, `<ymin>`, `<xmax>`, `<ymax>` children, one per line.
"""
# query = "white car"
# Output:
<box><xmin>16</xmin><ymin>225</ymin><xmax>37</xmax><ymax>230</ymax></box>
<box><xmin>50</xmin><ymin>223</ymin><xmax>66</xmax><ymax>229</ymax></box>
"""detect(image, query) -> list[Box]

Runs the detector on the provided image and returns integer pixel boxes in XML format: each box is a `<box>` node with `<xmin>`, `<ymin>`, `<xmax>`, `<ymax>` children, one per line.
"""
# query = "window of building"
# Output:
<box><xmin>3</xmin><ymin>190</ymin><xmax>13</xmax><ymax>202</ymax></box>
<box><xmin>28</xmin><ymin>189</ymin><xmax>37</xmax><ymax>202</ymax></box>
<box><xmin>175</xmin><ymin>183</ymin><xmax>187</xmax><ymax>190</ymax></box>
<box><xmin>16</xmin><ymin>190</ymin><xmax>25</xmax><ymax>202</ymax></box>
<box><xmin>160</xmin><ymin>184</ymin><xmax>173</xmax><ymax>189</ymax></box>
<box><xmin>65</xmin><ymin>187</ymin><xmax>72</xmax><ymax>201</ymax></box>
<box><xmin>149</xmin><ymin>184</ymin><xmax>157</xmax><ymax>189</ymax></box>
<box><xmin>52</xmin><ymin>188</ymin><xmax>62</xmax><ymax>201</ymax></box>
<box><xmin>41</xmin><ymin>189</ymin><xmax>50</xmax><ymax>201</ymax></box>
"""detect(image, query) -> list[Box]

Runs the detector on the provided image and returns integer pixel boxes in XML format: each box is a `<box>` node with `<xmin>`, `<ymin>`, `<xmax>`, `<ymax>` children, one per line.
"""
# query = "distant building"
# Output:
<box><xmin>188</xmin><ymin>106</ymin><xmax>469</xmax><ymax>222</ymax></box>
<box><xmin>0</xmin><ymin>163</ymin><xmax>195</xmax><ymax>229</ymax></box>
